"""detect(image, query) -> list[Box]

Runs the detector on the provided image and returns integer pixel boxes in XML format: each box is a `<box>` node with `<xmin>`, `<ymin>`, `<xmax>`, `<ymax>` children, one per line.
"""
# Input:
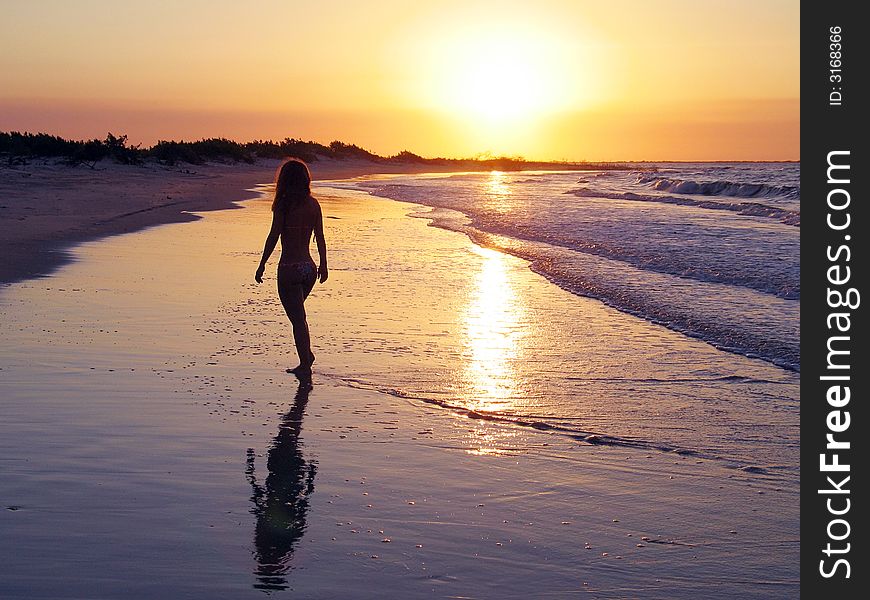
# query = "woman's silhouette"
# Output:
<box><xmin>246</xmin><ymin>380</ymin><xmax>317</xmax><ymax>591</ymax></box>
<box><xmin>256</xmin><ymin>159</ymin><xmax>328</xmax><ymax>377</ymax></box>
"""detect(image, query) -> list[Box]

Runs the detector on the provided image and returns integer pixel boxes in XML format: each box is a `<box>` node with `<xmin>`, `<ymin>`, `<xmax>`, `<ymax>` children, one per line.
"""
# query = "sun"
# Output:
<box><xmin>417</xmin><ymin>27</ymin><xmax>583</xmax><ymax>125</ymax></box>
<box><xmin>387</xmin><ymin>13</ymin><xmax>606</xmax><ymax>154</ymax></box>
<box><xmin>448</xmin><ymin>42</ymin><xmax>550</xmax><ymax>121</ymax></box>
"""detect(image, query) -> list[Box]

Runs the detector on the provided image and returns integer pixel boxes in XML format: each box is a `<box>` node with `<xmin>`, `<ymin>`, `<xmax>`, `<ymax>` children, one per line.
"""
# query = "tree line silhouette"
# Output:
<box><xmin>1</xmin><ymin>130</ymin><xmax>630</xmax><ymax>171</ymax></box>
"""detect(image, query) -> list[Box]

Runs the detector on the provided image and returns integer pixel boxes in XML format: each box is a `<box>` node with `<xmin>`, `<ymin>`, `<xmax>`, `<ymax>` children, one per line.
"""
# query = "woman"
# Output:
<box><xmin>255</xmin><ymin>158</ymin><xmax>328</xmax><ymax>376</ymax></box>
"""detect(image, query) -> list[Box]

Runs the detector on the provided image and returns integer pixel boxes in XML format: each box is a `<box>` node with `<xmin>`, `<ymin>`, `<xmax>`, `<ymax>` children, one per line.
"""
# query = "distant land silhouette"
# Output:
<box><xmin>1</xmin><ymin>131</ymin><xmax>641</xmax><ymax>171</ymax></box>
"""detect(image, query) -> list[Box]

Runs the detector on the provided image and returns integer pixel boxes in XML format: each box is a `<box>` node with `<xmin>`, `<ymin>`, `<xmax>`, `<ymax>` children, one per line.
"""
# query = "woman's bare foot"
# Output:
<box><xmin>287</xmin><ymin>364</ymin><xmax>312</xmax><ymax>379</ymax></box>
<box><xmin>286</xmin><ymin>351</ymin><xmax>314</xmax><ymax>378</ymax></box>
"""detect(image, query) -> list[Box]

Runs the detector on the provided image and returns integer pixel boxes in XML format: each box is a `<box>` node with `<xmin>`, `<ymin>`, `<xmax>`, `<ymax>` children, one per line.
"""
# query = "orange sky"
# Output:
<box><xmin>0</xmin><ymin>0</ymin><xmax>799</xmax><ymax>161</ymax></box>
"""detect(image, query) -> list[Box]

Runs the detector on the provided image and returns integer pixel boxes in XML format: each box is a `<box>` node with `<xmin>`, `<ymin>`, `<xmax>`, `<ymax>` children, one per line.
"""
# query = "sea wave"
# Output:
<box><xmin>340</xmin><ymin>165</ymin><xmax>800</xmax><ymax>370</ymax></box>
<box><xmin>414</xmin><ymin>207</ymin><xmax>801</xmax><ymax>371</ymax></box>
<box><xmin>636</xmin><ymin>174</ymin><xmax>800</xmax><ymax>200</ymax></box>
<box><xmin>568</xmin><ymin>188</ymin><xmax>800</xmax><ymax>226</ymax></box>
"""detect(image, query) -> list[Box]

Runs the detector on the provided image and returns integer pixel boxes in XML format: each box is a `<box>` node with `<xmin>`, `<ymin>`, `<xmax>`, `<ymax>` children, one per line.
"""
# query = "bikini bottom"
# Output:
<box><xmin>278</xmin><ymin>260</ymin><xmax>317</xmax><ymax>298</ymax></box>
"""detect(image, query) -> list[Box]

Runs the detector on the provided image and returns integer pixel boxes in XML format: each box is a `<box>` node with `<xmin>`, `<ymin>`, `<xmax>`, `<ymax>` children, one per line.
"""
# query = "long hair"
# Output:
<box><xmin>272</xmin><ymin>158</ymin><xmax>311</xmax><ymax>213</ymax></box>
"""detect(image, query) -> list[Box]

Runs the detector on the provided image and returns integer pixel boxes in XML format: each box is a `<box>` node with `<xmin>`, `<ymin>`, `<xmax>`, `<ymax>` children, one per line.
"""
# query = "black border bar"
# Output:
<box><xmin>801</xmin><ymin>1</ymin><xmax>867</xmax><ymax>595</ymax></box>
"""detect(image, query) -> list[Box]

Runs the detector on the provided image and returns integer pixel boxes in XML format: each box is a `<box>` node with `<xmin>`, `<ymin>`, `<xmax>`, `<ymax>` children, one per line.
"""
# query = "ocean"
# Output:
<box><xmin>345</xmin><ymin>164</ymin><xmax>800</xmax><ymax>371</ymax></box>
<box><xmin>315</xmin><ymin>163</ymin><xmax>800</xmax><ymax>481</ymax></box>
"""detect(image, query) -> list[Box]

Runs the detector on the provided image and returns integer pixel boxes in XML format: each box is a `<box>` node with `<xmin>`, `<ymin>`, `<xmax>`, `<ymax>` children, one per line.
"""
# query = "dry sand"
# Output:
<box><xmin>0</xmin><ymin>172</ymin><xmax>798</xmax><ymax>598</ymax></box>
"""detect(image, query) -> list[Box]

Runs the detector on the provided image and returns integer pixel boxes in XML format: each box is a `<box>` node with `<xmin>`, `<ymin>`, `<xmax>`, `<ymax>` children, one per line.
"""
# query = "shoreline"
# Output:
<box><xmin>1</xmin><ymin>160</ymin><xmax>275</xmax><ymax>285</ymax></box>
<box><xmin>1</xmin><ymin>157</ymin><xmax>536</xmax><ymax>287</ymax></box>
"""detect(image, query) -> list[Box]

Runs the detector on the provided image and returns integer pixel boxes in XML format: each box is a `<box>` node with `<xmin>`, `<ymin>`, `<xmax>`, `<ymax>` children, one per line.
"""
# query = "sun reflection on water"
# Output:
<box><xmin>458</xmin><ymin>244</ymin><xmax>530</xmax><ymax>455</ymax></box>
<box><xmin>461</xmin><ymin>244</ymin><xmax>527</xmax><ymax>415</ymax></box>
<box><xmin>464</xmin><ymin>423</ymin><xmax>521</xmax><ymax>457</ymax></box>
<box><xmin>483</xmin><ymin>170</ymin><xmax>514</xmax><ymax>214</ymax></box>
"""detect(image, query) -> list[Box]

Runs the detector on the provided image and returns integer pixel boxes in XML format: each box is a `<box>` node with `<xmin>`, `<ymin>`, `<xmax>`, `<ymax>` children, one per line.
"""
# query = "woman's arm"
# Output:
<box><xmin>255</xmin><ymin>211</ymin><xmax>282</xmax><ymax>283</ymax></box>
<box><xmin>314</xmin><ymin>202</ymin><xmax>328</xmax><ymax>283</ymax></box>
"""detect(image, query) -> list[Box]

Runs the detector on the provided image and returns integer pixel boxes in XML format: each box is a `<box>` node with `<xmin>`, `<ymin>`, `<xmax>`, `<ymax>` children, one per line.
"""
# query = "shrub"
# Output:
<box><xmin>148</xmin><ymin>140</ymin><xmax>203</xmax><ymax>165</ymax></box>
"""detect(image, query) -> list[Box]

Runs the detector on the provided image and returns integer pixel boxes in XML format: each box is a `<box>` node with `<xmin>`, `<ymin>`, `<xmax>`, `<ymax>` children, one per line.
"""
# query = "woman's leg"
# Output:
<box><xmin>277</xmin><ymin>279</ymin><xmax>313</xmax><ymax>372</ymax></box>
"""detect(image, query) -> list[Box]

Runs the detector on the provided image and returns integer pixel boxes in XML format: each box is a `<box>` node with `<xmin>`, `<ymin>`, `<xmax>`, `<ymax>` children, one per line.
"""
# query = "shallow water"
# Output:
<box><xmin>307</xmin><ymin>185</ymin><xmax>800</xmax><ymax>481</ymax></box>
<box><xmin>331</xmin><ymin>164</ymin><xmax>800</xmax><ymax>370</ymax></box>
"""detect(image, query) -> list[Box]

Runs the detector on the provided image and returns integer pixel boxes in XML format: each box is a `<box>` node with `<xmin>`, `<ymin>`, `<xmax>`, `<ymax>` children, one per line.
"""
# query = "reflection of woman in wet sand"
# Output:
<box><xmin>245</xmin><ymin>380</ymin><xmax>316</xmax><ymax>591</ymax></box>
<box><xmin>256</xmin><ymin>159</ymin><xmax>328</xmax><ymax>377</ymax></box>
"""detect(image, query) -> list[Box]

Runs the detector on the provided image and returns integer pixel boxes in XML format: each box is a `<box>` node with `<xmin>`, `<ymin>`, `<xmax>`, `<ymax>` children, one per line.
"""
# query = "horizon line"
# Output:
<box><xmin>0</xmin><ymin>130</ymin><xmax>800</xmax><ymax>164</ymax></box>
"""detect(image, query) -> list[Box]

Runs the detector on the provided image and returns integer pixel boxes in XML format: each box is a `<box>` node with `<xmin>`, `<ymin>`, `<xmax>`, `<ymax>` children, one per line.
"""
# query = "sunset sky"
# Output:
<box><xmin>0</xmin><ymin>0</ymin><xmax>799</xmax><ymax>161</ymax></box>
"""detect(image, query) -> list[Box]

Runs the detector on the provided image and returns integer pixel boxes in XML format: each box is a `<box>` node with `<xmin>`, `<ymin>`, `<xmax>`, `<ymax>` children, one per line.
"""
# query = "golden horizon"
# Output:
<box><xmin>0</xmin><ymin>1</ymin><xmax>799</xmax><ymax>162</ymax></box>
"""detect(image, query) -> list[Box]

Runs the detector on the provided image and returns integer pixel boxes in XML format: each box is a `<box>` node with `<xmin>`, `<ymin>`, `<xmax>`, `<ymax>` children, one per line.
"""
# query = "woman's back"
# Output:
<box><xmin>278</xmin><ymin>196</ymin><xmax>320</xmax><ymax>263</ymax></box>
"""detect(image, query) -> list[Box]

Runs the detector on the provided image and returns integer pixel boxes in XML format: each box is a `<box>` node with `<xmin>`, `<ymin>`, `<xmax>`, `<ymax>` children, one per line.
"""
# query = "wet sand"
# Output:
<box><xmin>0</xmin><ymin>182</ymin><xmax>798</xmax><ymax>598</ymax></box>
<box><xmin>0</xmin><ymin>158</ymin><xmax>495</xmax><ymax>286</ymax></box>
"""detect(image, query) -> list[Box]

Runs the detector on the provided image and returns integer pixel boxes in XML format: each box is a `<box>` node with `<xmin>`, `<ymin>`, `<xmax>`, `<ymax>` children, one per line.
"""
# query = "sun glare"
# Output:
<box><xmin>461</xmin><ymin>244</ymin><xmax>526</xmax><ymax>413</ymax></box>
<box><xmin>449</xmin><ymin>43</ymin><xmax>549</xmax><ymax>120</ymax></box>
<box><xmin>414</xmin><ymin>26</ymin><xmax>588</xmax><ymax>126</ymax></box>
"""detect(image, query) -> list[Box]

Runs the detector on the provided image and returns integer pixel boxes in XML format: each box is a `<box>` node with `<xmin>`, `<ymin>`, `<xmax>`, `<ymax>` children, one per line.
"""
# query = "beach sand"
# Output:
<box><xmin>0</xmin><ymin>157</ymin><xmax>490</xmax><ymax>286</ymax></box>
<box><xmin>0</xmin><ymin>172</ymin><xmax>798</xmax><ymax>598</ymax></box>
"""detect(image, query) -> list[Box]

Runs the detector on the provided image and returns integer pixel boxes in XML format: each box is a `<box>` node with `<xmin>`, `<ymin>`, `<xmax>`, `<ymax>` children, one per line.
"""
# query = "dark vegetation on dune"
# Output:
<box><xmin>1</xmin><ymin>131</ymin><xmax>630</xmax><ymax>171</ymax></box>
